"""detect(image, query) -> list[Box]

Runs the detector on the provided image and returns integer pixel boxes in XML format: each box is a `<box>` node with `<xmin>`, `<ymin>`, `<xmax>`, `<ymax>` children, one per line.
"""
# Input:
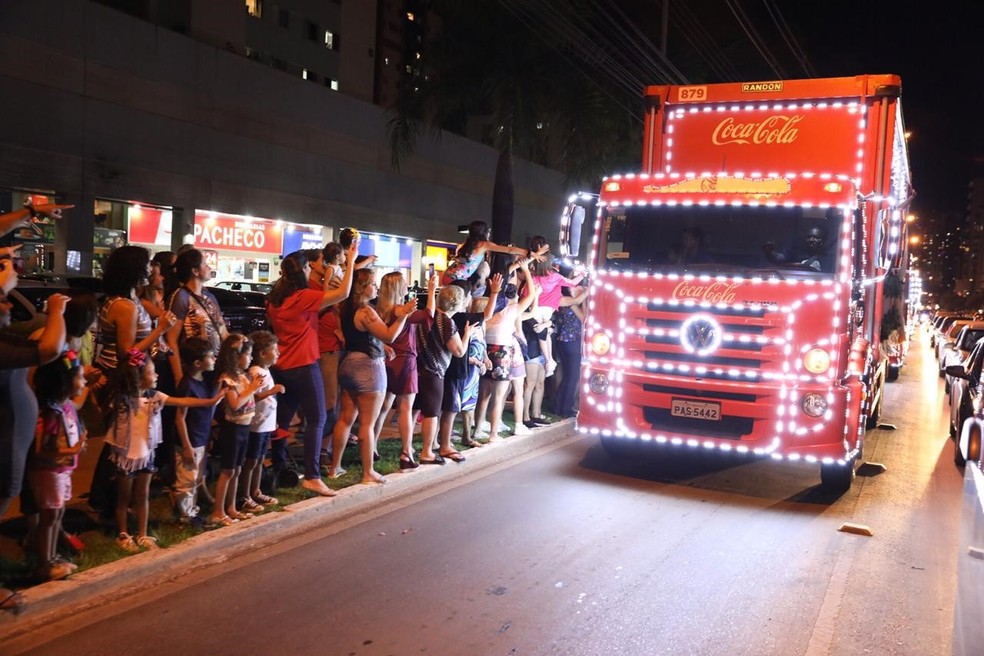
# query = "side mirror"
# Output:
<box><xmin>946</xmin><ymin>365</ymin><xmax>970</xmax><ymax>380</ymax></box>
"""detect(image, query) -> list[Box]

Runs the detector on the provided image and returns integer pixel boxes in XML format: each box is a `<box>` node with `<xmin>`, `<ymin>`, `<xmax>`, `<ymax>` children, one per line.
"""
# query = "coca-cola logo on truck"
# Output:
<box><xmin>712</xmin><ymin>115</ymin><xmax>803</xmax><ymax>146</ymax></box>
<box><xmin>672</xmin><ymin>281</ymin><xmax>739</xmax><ymax>304</ymax></box>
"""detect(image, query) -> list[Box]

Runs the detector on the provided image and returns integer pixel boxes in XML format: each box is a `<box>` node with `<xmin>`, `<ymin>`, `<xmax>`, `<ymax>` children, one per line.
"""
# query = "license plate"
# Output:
<box><xmin>670</xmin><ymin>398</ymin><xmax>721</xmax><ymax>421</ymax></box>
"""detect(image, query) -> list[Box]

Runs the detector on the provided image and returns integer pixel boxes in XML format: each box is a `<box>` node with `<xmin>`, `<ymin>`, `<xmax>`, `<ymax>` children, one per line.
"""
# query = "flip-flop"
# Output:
<box><xmin>419</xmin><ymin>455</ymin><xmax>446</xmax><ymax>465</ymax></box>
<box><xmin>1</xmin><ymin>588</ymin><xmax>25</xmax><ymax>614</ymax></box>
<box><xmin>439</xmin><ymin>450</ymin><xmax>467</xmax><ymax>463</ymax></box>
<box><xmin>461</xmin><ymin>439</ymin><xmax>484</xmax><ymax>448</ymax></box>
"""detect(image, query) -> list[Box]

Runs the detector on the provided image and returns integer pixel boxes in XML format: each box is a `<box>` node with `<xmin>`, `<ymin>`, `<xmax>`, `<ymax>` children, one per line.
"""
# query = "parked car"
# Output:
<box><xmin>937</xmin><ymin>319</ymin><xmax>973</xmax><ymax>363</ymax></box>
<box><xmin>942</xmin><ymin>322</ymin><xmax>984</xmax><ymax>391</ymax></box>
<box><xmin>210</xmin><ymin>280</ymin><xmax>273</xmax><ymax>295</ymax></box>
<box><xmin>2</xmin><ymin>283</ymin><xmax>101</xmax><ymax>337</ymax></box>
<box><xmin>16</xmin><ymin>273</ymin><xmax>103</xmax><ymax>293</ymax></box>
<box><xmin>206</xmin><ymin>286</ymin><xmax>269</xmax><ymax>335</ymax></box>
<box><xmin>948</xmin><ymin>341</ymin><xmax>984</xmax><ymax>446</ymax></box>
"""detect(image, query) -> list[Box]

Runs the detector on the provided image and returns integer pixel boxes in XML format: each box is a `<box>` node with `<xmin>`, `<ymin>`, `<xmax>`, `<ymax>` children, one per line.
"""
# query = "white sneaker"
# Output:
<box><xmin>513</xmin><ymin>423</ymin><xmax>532</xmax><ymax>435</ymax></box>
<box><xmin>302</xmin><ymin>478</ymin><xmax>338</xmax><ymax>496</ymax></box>
<box><xmin>478</xmin><ymin>421</ymin><xmax>491</xmax><ymax>432</ymax></box>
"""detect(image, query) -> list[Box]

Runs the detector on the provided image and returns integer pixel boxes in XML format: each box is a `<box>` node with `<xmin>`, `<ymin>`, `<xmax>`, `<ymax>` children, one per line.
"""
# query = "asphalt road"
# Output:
<box><xmin>8</xmin><ymin>331</ymin><xmax>963</xmax><ymax>656</ymax></box>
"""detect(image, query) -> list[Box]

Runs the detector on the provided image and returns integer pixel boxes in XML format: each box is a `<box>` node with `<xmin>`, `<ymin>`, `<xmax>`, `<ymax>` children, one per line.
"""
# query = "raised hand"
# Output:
<box><xmin>489</xmin><ymin>273</ymin><xmax>503</xmax><ymax>294</ymax></box>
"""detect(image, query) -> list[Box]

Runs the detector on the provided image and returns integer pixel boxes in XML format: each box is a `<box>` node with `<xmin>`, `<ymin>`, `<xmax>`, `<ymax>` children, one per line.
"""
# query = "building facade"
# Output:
<box><xmin>0</xmin><ymin>0</ymin><xmax>568</xmax><ymax>282</ymax></box>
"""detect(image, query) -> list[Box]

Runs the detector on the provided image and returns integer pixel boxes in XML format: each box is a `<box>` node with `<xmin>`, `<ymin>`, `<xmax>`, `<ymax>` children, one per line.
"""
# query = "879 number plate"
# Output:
<box><xmin>670</xmin><ymin>398</ymin><xmax>721</xmax><ymax>421</ymax></box>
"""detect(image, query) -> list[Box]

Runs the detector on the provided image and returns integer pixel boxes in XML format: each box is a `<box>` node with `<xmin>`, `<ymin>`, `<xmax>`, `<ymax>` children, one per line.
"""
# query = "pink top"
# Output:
<box><xmin>533</xmin><ymin>271</ymin><xmax>573</xmax><ymax>310</ymax></box>
<box><xmin>268</xmin><ymin>289</ymin><xmax>323</xmax><ymax>370</ymax></box>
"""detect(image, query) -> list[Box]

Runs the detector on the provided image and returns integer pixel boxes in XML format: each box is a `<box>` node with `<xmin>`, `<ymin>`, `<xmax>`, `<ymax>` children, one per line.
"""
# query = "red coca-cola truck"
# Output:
<box><xmin>561</xmin><ymin>75</ymin><xmax>912</xmax><ymax>492</ymax></box>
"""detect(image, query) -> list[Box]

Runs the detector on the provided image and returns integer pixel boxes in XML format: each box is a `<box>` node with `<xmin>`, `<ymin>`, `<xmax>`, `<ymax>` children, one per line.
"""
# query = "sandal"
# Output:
<box><xmin>206</xmin><ymin>515</ymin><xmax>239</xmax><ymax>528</ymax></box>
<box><xmin>229</xmin><ymin>510</ymin><xmax>254</xmax><ymax>520</ymax></box>
<box><xmin>1</xmin><ymin>588</ymin><xmax>25</xmax><ymax>614</ymax></box>
<box><xmin>461</xmin><ymin>438</ymin><xmax>484</xmax><ymax>448</ymax></box>
<box><xmin>439</xmin><ymin>450</ymin><xmax>467</xmax><ymax>463</ymax></box>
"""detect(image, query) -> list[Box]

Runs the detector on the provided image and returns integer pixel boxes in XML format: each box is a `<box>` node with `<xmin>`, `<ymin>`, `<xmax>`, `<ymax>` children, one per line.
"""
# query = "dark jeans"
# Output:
<box><xmin>555</xmin><ymin>340</ymin><xmax>582</xmax><ymax>417</ymax></box>
<box><xmin>273</xmin><ymin>363</ymin><xmax>326</xmax><ymax>480</ymax></box>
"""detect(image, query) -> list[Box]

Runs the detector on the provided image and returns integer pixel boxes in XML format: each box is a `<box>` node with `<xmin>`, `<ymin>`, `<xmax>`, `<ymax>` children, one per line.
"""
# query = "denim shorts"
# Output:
<box><xmin>338</xmin><ymin>352</ymin><xmax>386</xmax><ymax>394</ymax></box>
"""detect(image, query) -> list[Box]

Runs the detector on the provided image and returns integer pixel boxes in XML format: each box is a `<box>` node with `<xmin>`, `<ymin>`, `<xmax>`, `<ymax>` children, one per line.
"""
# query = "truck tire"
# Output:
<box><xmin>956</xmin><ymin>422</ymin><xmax>981</xmax><ymax>467</ymax></box>
<box><xmin>820</xmin><ymin>458</ymin><xmax>856</xmax><ymax>494</ymax></box>
<box><xmin>886</xmin><ymin>366</ymin><xmax>899</xmax><ymax>382</ymax></box>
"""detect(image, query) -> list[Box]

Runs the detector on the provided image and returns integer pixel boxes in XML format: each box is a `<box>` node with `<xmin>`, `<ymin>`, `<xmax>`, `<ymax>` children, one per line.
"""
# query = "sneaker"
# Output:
<box><xmin>523</xmin><ymin>420</ymin><xmax>539</xmax><ymax>430</ymax></box>
<box><xmin>530</xmin><ymin>416</ymin><xmax>552</xmax><ymax>426</ymax></box>
<box><xmin>136</xmin><ymin>535</ymin><xmax>160</xmax><ymax>550</ymax></box>
<box><xmin>327</xmin><ymin>467</ymin><xmax>347</xmax><ymax>480</ymax></box>
<box><xmin>240</xmin><ymin>498</ymin><xmax>263</xmax><ymax>512</ymax></box>
<box><xmin>52</xmin><ymin>555</ymin><xmax>78</xmax><ymax>572</ymax></box>
<box><xmin>478</xmin><ymin>421</ymin><xmax>491</xmax><ymax>433</ymax></box>
<box><xmin>253</xmin><ymin>493</ymin><xmax>279</xmax><ymax>506</ymax></box>
<box><xmin>116</xmin><ymin>532</ymin><xmax>140</xmax><ymax>553</ymax></box>
<box><xmin>301</xmin><ymin>478</ymin><xmax>338</xmax><ymax>497</ymax></box>
<box><xmin>513</xmin><ymin>423</ymin><xmax>532</xmax><ymax>436</ymax></box>
<box><xmin>43</xmin><ymin>560</ymin><xmax>74</xmax><ymax>581</ymax></box>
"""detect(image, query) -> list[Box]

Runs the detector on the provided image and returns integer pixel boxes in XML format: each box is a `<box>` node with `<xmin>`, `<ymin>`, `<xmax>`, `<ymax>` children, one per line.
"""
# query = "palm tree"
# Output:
<box><xmin>387</xmin><ymin>2</ymin><xmax>639</xmax><ymax>243</ymax></box>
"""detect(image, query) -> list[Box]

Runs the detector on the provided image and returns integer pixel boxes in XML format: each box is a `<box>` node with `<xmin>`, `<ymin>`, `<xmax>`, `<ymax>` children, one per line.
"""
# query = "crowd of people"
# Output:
<box><xmin>0</xmin><ymin>208</ymin><xmax>587</xmax><ymax>606</ymax></box>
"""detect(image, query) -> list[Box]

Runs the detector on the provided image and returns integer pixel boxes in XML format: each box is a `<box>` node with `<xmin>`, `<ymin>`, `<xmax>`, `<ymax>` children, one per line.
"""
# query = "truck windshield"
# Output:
<box><xmin>600</xmin><ymin>204</ymin><xmax>845</xmax><ymax>278</ymax></box>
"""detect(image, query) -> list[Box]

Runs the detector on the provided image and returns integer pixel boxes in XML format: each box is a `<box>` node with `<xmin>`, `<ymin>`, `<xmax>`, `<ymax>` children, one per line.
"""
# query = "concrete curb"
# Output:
<box><xmin>0</xmin><ymin>420</ymin><xmax>579</xmax><ymax>640</ymax></box>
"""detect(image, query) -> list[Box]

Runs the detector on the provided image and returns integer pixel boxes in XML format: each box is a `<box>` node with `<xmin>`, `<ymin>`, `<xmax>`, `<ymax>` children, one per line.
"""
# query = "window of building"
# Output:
<box><xmin>330</xmin><ymin>79</ymin><xmax>339</xmax><ymax>91</ymax></box>
<box><xmin>407</xmin><ymin>12</ymin><xmax>415</xmax><ymax>21</ymax></box>
<box><xmin>245</xmin><ymin>0</ymin><xmax>262</xmax><ymax>18</ymax></box>
<box><xmin>324</xmin><ymin>29</ymin><xmax>335</xmax><ymax>49</ymax></box>
<box><xmin>306</xmin><ymin>20</ymin><xmax>318</xmax><ymax>41</ymax></box>
<box><xmin>278</xmin><ymin>7</ymin><xmax>289</xmax><ymax>28</ymax></box>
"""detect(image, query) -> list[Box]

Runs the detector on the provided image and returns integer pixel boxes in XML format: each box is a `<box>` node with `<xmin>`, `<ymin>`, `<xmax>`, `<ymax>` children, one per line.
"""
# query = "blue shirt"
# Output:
<box><xmin>175</xmin><ymin>376</ymin><xmax>215</xmax><ymax>448</ymax></box>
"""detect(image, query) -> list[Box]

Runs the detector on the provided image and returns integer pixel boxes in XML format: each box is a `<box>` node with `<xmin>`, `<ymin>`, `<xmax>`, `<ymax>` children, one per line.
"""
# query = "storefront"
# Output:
<box><xmin>355</xmin><ymin>230</ymin><xmax>420</xmax><ymax>286</ymax></box>
<box><xmin>193</xmin><ymin>210</ymin><xmax>326</xmax><ymax>283</ymax></box>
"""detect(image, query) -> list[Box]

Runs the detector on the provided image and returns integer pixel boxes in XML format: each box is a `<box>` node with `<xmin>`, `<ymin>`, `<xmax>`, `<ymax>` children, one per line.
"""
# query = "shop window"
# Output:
<box><xmin>245</xmin><ymin>0</ymin><xmax>262</xmax><ymax>18</ymax></box>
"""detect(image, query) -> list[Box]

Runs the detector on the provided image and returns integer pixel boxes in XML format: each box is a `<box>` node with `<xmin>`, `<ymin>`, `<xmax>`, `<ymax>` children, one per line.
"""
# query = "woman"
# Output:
<box><xmin>0</xmin><ymin>236</ymin><xmax>69</xmax><ymax>612</ymax></box>
<box><xmin>442</xmin><ymin>220</ymin><xmax>549</xmax><ymax>284</ymax></box>
<box><xmin>554</xmin><ymin>287</ymin><xmax>585</xmax><ymax>418</ymax></box>
<box><xmin>329</xmin><ymin>269</ymin><xmax>416</xmax><ymax>483</ymax></box>
<box><xmin>268</xmin><ymin>244</ymin><xmax>357</xmax><ymax>496</ymax></box>
<box><xmin>520</xmin><ymin>312</ymin><xmax>550</xmax><ymax>429</ymax></box>
<box><xmin>96</xmin><ymin>246</ymin><xmax>177</xmax><ymax>374</ymax></box>
<box><xmin>372</xmin><ymin>272</ymin><xmax>436</xmax><ymax>469</ymax></box>
<box><xmin>482</xmin><ymin>265</ymin><xmax>539</xmax><ymax>442</ymax></box>
<box><xmin>417</xmin><ymin>286</ymin><xmax>476</xmax><ymax>464</ymax></box>
<box><xmin>164</xmin><ymin>248</ymin><xmax>228</xmax><ymax>386</ymax></box>
<box><xmin>316</xmin><ymin>241</ymin><xmax>345</xmax><ymax>441</ymax></box>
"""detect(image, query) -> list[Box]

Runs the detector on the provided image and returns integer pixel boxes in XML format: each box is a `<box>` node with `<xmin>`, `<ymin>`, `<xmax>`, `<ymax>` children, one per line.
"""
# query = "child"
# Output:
<box><xmin>172</xmin><ymin>337</ymin><xmax>217</xmax><ymax>524</ymax></box>
<box><xmin>208</xmin><ymin>333</ymin><xmax>262</xmax><ymax>527</ymax></box>
<box><xmin>238</xmin><ymin>330</ymin><xmax>285</xmax><ymax>511</ymax></box>
<box><xmin>28</xmin><ymin>351</ymin><xmax>87</xmax><ymax>580</ymax></box>
<box><xmin>528</xmin><ymin>255</ymin><xmax>584</xmax><ymax>377</ymax></box>
<box><xmin>104</xmin><ymin>349</ymin><xmax>221</xmax><ymax>552</ymax></box>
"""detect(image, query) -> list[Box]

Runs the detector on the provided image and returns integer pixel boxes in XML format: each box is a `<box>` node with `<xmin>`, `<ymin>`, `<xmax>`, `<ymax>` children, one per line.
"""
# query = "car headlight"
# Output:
<box><xmin>801</xmin><ymin>393</ymin><xmax>828</xmax><ymax>418</ymax></box>
<box><xmin>803</xmin><ymin>348</ymin><xmax>832</xmax><ymax>374</ymax></box>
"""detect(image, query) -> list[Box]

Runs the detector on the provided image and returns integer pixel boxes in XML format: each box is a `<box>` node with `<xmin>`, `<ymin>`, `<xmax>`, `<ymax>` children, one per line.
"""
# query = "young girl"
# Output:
<box><xmin>442</xmin><ymin>221</ymin><xmax>549</xmax><ymax>285</ymax></box>
<box><xmin>104</xmin><ymin>349</ymin><xmax>221</xmax><ymax>551</ymax></box>
<box><xmin>528</xmin><ymin>251</ymin><xmax>584</xmax><ymax>377</ymax></box>
<box><xmin>210</xmin><ymin>334</ymin><xmax>263</xmax><ymax>526</ymax></box>
<box><xmin>29</xmin><ymin>351</ymin><xmax>87</xmax><ymax>580</ymax></box>
<box><xmin>239</xmin><ymin>330</ymin><xmax>285</xmax><ymax>511</ymax></box>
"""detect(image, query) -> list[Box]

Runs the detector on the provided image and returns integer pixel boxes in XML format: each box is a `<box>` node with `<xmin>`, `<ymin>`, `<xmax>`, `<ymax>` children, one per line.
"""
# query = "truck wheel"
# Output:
<box><xmin>886</xmin><ymin>367</ymin><xmax>899</xmax><ymax>382</ymax></box>
<box><xmin>820</xmin><ymin>458</ymin><xmax>856</xmax><ymax>494</ymax></box>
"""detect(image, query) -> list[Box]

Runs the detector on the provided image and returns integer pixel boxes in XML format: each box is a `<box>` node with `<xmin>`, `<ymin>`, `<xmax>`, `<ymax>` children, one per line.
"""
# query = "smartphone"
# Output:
<box><xmin>428</xmin><ymin>263</ymin><xmax>436</xmax><ymax>280</ymax></box>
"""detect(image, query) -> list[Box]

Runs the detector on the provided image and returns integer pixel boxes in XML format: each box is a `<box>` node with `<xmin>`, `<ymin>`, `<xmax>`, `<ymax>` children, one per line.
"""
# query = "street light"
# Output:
<box><xmin>909</xmin><ymin>235</ymin><xmax>921</xmax><ymax>245</ymax></box>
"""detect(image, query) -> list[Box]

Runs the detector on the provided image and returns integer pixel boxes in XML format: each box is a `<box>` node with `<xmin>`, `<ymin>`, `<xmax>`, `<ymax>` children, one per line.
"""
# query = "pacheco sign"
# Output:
<box><xmin>193</xmin><ymin>211</ymin><xmax>283</xmax><ymax>254</ymax></box>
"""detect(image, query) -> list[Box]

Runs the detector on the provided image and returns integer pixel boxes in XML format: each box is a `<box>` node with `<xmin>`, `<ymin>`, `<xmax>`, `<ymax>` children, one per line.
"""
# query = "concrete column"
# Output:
<box><xmin>58</xmin><ymin>192</ymin><xmax>95</xmax><ymax>275</ymax></box>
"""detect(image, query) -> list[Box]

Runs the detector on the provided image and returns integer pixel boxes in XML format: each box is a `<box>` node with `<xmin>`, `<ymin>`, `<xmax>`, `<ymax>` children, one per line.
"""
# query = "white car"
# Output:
<box><xmin>942</xmin><ymin>322</ymin><xmax>984</xmax><ymax>392</ymax></box>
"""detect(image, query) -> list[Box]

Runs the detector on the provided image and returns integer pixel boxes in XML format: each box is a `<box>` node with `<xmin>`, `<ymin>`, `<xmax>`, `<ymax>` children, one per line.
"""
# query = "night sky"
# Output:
<box><xmin>615</xmin><ymin>0</ymin><xmax>984</xmax><ymax>220</ymax></box>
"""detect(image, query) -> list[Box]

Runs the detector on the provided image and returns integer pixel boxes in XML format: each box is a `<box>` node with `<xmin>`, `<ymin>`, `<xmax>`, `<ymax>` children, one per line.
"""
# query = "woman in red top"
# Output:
<box><xmin>267</xmin><ymin>241</ymin><xmax>357</xmax><ymax>497</ymax></box>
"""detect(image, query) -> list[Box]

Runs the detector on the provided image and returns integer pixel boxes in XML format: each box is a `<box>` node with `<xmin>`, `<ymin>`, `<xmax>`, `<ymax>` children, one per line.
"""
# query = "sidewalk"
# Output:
<box><xmin>0</xmin><ymin>420</ymin><xmax>580</xmax><ymax>641</ymax></box>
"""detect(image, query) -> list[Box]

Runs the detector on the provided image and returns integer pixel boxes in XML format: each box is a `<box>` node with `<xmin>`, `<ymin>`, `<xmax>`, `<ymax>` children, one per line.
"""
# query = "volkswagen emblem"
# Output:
<box><xmin>679</xmin><ymin>314</ymin><xmax>722</xmax><ymax>356</ymax></box>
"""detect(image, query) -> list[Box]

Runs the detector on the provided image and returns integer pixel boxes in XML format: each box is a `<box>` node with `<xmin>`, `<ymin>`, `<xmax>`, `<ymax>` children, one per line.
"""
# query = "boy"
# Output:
<box><xmin>239</xmin><ymin>330</ymin><xmax>285</xmax><ymax>509</ymax></box>
<box><xmin>172</xmin><ymin>337</ymin><xmax>217</xmax><ymax>524</ymax></box>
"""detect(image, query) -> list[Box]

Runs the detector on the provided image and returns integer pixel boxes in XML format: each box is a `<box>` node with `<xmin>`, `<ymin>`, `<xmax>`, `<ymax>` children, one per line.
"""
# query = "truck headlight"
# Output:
<box><xmin>802</xmin><ymin>393</ymin><xmax>828</xmax><ymax>418</ymax></box>
<box><xmin>589</xmin><ymin>373</ymin><xmax>610</xmax><ymax>394</ymax></box>
<box><xmin>590</xmin><ymin>332</ymin><xmax>612</xmax><ymax>356</ymax></box>
<box><xmin>803</xmin><ymin>348</ymin><xmax>832</xmax><ymax>374</ymax></box>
